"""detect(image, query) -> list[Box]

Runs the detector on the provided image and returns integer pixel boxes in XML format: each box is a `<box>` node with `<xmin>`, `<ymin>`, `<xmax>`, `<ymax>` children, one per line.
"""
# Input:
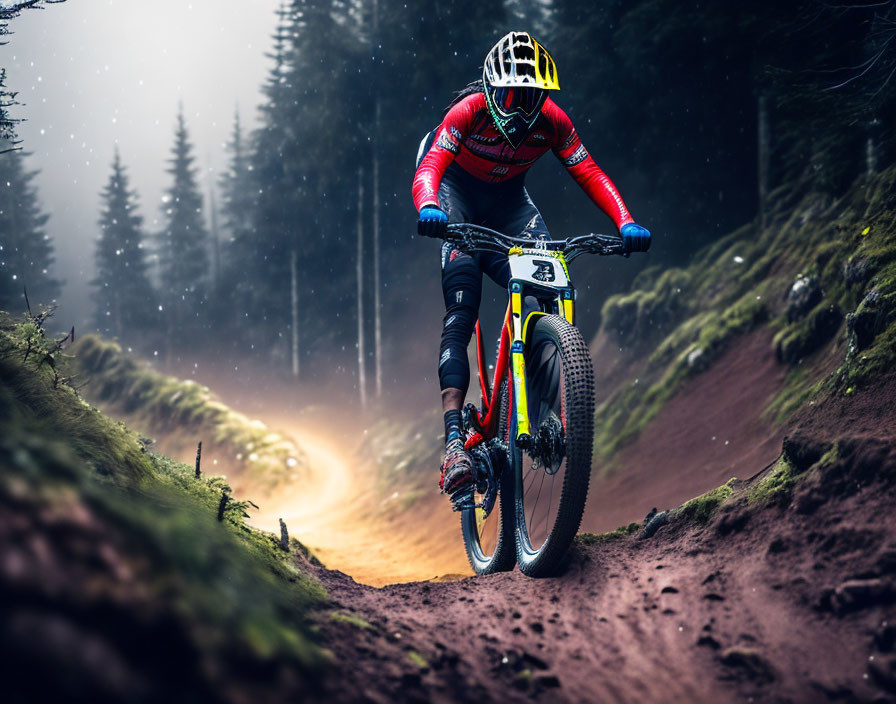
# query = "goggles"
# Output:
<box><xmin>491</xmin><ymin>86</ymin><xmax>546</xmax><ymax>119</ymax></box>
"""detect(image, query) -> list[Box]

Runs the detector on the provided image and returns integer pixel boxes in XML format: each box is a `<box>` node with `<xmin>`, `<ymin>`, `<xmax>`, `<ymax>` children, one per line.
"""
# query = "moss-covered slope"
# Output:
<box><xmin>595</xmin><ymin>164</ymin><xmax>896</xmax><ymax>459</ymax></box>
<box><xmin>69</xmin><ymin>334</ymin><xmax>307</xmax><ymax>493</ymax></box>
<box><xmin>0</xmin><ymin>313</ymin><xmax>326</xmax><ymax>702</ymax></box>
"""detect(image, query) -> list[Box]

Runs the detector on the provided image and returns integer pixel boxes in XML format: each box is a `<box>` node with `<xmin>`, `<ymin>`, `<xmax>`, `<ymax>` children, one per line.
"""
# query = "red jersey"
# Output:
<box><xmin>412</xmin><ymin>92</ymin><xmax>634</xmax><ymax>229</ymax></box>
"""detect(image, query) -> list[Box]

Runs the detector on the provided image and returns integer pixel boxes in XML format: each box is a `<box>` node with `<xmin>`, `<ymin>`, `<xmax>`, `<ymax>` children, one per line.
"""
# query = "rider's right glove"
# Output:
<box><xmin>621</xmin><ymin>222</ymin><xmax>651</xmax><ymax>253</ymax></box>
<box><xmin>417</xmin><ymin>205</ymin><xmax>448</xmax><ymax>238</ymax></box>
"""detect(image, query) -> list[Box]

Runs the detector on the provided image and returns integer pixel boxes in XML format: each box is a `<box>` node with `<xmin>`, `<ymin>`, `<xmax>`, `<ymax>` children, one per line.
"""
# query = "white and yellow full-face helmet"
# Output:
<box><xmin>482</xmin><ymin>31</ymin><xmax>560</xmax><ymax>147</ymax></box>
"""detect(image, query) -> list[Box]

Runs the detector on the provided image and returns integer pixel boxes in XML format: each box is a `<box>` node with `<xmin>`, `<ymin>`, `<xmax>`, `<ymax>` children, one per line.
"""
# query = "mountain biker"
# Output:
<box><xmin>412</xmin><ymin>31</ymin><xmax>651</xmax><ymax>509</ymax></box>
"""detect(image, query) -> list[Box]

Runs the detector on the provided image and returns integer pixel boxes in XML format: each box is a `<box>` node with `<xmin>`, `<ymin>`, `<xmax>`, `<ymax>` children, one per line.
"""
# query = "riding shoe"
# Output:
<box><xmin>440</xmin><ymin>438</ymin><xmax>475</xmax><ymax>511</ymax></box>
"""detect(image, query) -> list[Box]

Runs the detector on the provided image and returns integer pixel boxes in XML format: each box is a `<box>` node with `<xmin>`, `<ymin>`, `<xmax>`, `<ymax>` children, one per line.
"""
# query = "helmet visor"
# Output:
<box><xmin>492</xmin><ymin>86</ymin><xmax>545</xmax><ymax>119</ymax></box>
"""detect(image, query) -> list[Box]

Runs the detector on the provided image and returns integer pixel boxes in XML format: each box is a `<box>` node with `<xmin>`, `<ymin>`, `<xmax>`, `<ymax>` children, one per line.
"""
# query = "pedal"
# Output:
<box><xmin>450</xmin><ymin>487</ymin><xmax>475</xmax><ymax>512</ymax></box>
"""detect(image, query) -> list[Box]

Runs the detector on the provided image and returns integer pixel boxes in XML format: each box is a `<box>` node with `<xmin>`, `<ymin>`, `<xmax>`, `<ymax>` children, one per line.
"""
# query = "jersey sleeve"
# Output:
<box><xmin>411</xmin><ymin>96</ymin><xmax>477</xmax><ymax>212</ymax></box>
<box><xmin>547</xmin><ymin>101</ymin><xmax>635</xmax><ymax>230</ymax></box>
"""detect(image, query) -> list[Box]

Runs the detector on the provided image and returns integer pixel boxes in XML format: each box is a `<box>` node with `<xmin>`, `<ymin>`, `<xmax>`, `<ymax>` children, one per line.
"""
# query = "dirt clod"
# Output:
<box><xmin>782</xmin><ymin>434</ymin><xmax>832</xmax><ymax>473</ymax></box>
<box><xmin>719</xmin><ymin>648</ymin><xmax>775</xmax><ymax>684</ymax></box>
<box><xmin>822</xmin><ymin>578</ymin><xmax>895</xmax><ymax>614</ymax></box>
<box><xmin>697</xmin><ymin>635</ymin><xmax>721</xmax><ymax>649</ymax></box>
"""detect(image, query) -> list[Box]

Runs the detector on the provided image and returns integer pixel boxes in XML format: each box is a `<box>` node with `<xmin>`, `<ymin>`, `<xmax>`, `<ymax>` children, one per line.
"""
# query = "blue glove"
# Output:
<box><xmin>621</xmin><ymin>223</ymin><xmax>651</xmax><ymax>253</ymax></box>
<box><xmin>417</xmin><ymin>205</ymin><xmax>448</xmax><ymax>237</ymax></box>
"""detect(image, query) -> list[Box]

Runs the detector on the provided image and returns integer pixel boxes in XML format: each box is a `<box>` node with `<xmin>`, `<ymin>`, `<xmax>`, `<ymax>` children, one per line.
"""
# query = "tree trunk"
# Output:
<box><xmin>757</xmin><ymin>94</ymin><xmax>770</xmax><ymax>230</ymax></box>
<box><xmin>866</xmin><ymin>136</ymin><xmax>877</xmax><ymax>180</ymax></box>
<box><xmin>356</xmin><ymin>167</ymin><xmax>367</xmax><ymax>410</ymax></box>
<box><xmin>209</xmin><ymin>185</ymin><xmax>221</xmax><ymax>290</ymax></box>
<box><xmin>290</xmin><ymin>248</ymin><xmax>299</xmax><ymax>379</ymax></box>
<box><xmin>114</xmin><ymin>294</ymin><xmax>122</xmax><ymax>340</ymax></box>
<box><xmin>371</xmin><ymin>0</ymin><xmax>383</xmax><ymax>401</ymax></box>
<box><xmin>373</xmin><ymin>98</ymin><xmax>383</xmax><ymax>400</ymax></box>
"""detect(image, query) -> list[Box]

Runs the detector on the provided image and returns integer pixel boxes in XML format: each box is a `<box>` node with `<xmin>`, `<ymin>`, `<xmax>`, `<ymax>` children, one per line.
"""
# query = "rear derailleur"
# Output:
<box><xmin>461</xmin><ymin>405</ymin><xmax>509</xmax><ymax>516</ymax></box>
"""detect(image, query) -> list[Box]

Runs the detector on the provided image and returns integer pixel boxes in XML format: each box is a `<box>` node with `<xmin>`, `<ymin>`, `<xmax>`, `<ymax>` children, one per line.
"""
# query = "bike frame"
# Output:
<box><xmin>464</xmin><ymin>244</ymin><xmax>576</xmax><ymax>452</ymax></box>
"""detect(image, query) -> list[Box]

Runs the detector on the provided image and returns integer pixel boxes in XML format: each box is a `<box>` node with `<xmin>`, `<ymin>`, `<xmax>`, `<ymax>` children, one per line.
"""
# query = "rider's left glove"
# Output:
<box><xmin>621</xmin><ymin>222</ymin><xmax>651</xmax><ymax>253</ymax></box>
<box><xmin>417</xmin><ymin>205</ymin><xmax>448</xmax><ymax>238</ymax></box>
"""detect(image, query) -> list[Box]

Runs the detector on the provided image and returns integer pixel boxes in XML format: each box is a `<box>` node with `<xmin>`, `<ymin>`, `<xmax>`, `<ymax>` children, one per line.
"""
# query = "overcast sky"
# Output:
<box><xmin>5</xmin><ymin>0</ymin><xmax>281</xmax><ymax>327</ymax></box>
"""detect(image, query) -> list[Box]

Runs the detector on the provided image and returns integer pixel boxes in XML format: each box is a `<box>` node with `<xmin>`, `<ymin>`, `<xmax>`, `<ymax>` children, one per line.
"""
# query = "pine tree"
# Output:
<box><xmin>219</xmin><ymin>110</ymin><xmax>255</xmax><ymax>260</ymax></box>
<box><xmin>1</xmin><ymin>3</ymin><xmax>68</xmax><ymax>149</ymax></box>
<box><xmin>249</xmin><ymin>0</ymin><xmax>351</xmax><ymax>365</ymax></box>
<box><xmin>0</xmin><ymin>150</ymin><xmax>59</xmax><ymax>310</ymax></box>
<box><xmin>91</xmin><ymin>148</ymin><xmax>155</xmax><ymax>340</ymax></box>
<box><xmin>217</xmin><ymin>109</ymin><xmax>257</xmax><ymax>329</ymax></box>
<box><xmin>0</xmin><ymin>69</ymin><xmax>22</xmax><ymax>152</ymax></box>
<box><xmin>504</xmin><ymin>0</ymin><xmax>556</xmax><ymax>40</ymax></box>
<box><xmin>157</xmin><ymin>107</ymin><xmax>210</xmax><ymax>349</ymax></box>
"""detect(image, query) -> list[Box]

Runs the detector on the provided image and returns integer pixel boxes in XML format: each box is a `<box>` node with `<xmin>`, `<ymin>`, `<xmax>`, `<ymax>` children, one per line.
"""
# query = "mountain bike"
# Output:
<box><xmin>440</xmin><ymin>223</ymin><xmax>626</xmax><ymax>577</ymax></box>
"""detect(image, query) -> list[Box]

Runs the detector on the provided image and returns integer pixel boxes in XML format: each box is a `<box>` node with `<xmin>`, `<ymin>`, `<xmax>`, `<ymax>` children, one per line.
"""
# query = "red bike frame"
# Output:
<box><xmin>464</xmin><ymin>303</ymin><xmax>513</xmax><ymax>452</ymax></box>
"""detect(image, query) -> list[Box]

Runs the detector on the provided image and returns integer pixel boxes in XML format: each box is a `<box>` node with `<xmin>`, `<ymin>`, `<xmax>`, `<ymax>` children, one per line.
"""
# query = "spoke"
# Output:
<box><xmin>525</xmin><ymin>459</ymin><xmax>538</xmax><ymax>485</ymax></box>
<box><xmin>528</xmin><ymin>462</ymin><xmax>548</xmax><ymax>544</ymax></box>
<box><xmin>544</xmin><ymin>469</ymin><xmax>555</xmax><ymax>538</ymax></box>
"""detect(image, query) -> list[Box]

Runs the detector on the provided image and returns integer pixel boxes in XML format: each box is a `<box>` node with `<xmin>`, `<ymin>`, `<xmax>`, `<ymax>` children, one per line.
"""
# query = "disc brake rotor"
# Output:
<box><xmin>528</xmin><ymin>413</ymin><xmax>565</xmax><ymax>475</ymax></box>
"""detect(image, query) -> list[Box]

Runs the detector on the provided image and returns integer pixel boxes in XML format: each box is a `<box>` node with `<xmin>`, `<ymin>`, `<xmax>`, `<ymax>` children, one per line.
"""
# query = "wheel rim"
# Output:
<box><xmin>472</xmin><ymin>501</ymin><xmax>501</xmax><ymax>559</ymax></box>
<box><xmin>517</xmin><ymin>335</ymin><xmax>567</xmax><ymax>556</ymax></box>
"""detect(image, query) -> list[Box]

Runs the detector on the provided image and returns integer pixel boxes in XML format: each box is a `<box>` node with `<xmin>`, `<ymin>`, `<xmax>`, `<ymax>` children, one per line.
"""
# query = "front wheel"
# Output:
<box><xmin>512</xmin><ymin>315</ymin><xmax>595</xmax><ymax>577</ymax></box>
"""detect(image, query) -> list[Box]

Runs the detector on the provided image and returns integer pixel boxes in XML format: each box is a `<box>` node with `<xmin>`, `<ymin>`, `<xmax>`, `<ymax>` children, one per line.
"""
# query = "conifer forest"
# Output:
<box><xmin>3</xmin><ymin>1</ymin><xmax>894</xmax><ymax>397</ymax></box>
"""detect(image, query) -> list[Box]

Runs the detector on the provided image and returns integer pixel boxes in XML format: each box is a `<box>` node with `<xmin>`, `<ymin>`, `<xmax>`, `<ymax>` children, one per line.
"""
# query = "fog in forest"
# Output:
<box><xmin>2</xmin><ymin>0</ymin><xmax>894</xmax><ymax>405</ymax></box>
<box><xmin>5</xmin><ymin>0</ymin><xmax>280</xmax><ymax>329</ymax></box>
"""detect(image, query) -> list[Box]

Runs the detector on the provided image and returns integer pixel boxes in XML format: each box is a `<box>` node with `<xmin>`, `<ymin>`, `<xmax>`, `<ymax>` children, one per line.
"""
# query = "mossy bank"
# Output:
<box><xmin>69</xmin><ymin>334</ymin><xmax>307</xmax><ymax>494</ymax></box>
<box><xmin>0</xmin><ymin>312</ymin><xmax>328</xmax><ymax>702</ymax></box>
<box><xmin>595</xmin><ymin>164</ymin><xmax>896</xmax><ymax>461</ymax></box>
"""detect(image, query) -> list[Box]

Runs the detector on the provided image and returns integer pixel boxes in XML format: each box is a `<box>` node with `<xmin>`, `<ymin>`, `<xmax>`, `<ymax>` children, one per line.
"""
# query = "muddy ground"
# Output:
<box><xmin>313</xmin><ymin>438</ymin><xmax>896</xmax><ymax>703</ymax></box>
<box><xmin>309</xmin><ymin>374</ymin><xmax>896</xmax><ymax>704</ymax></box>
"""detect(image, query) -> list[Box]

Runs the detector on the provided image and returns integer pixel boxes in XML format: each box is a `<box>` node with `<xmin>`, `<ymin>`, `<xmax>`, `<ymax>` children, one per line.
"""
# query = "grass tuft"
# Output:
<box><xmin>329</xmin><ymin>611</ymin><xmax>374</xmax><ymax>631</ymax></box>
<box><xmin>577</xmin><ymin>522</ymin><xmax>640</xmax><ymax>545</ymax></box>
<box><xmin>678</xmin><ymin>478</ymin><xmax>737</xmax><ymax>523</ymax></box>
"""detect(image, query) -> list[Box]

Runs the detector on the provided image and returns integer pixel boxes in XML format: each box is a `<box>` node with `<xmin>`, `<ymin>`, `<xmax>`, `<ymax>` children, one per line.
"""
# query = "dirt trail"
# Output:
<box><xmin>246</xmin><ymin>330</ymin><xmax>790</xmax><ymax>585</ymax></box>
<box><xmin>143</xmin><ymin>342</ymin><xmax>896</xmax><ymax>701</ymax></box>
<box><xmin>249</xmin><ymin>422</ymin><xmax>471</xmax><ymax>586</ymax></box>
<box><xmin>315</xmin><ymin>433</ymin><xmax>896</xmax><ymax>703</ymax></box>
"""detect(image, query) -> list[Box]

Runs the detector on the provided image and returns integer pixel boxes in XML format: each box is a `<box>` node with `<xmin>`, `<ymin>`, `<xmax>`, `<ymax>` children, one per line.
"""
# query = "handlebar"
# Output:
<box><xmin>441</xmin><ymin>223</ymin><xmax>627</xmax><ymax>261</ymax></box>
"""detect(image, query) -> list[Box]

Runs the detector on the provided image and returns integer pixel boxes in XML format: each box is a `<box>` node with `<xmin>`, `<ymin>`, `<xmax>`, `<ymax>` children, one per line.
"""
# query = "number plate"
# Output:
<box><xmin>508</xmin><ymin>252</ymin><xmax>568</xmax><ymax>288</ymax></box>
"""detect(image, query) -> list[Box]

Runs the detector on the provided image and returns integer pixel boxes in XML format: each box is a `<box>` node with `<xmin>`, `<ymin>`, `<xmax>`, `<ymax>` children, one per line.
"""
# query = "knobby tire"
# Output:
<box><xmin>512</xmin><ymin>315</ymin><xmax>594</xmax><ymax>577</ymax></box>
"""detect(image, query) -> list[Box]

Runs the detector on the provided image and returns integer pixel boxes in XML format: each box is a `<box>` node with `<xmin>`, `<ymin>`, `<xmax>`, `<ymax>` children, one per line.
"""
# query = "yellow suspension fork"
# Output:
<box><xmin>510</xmin><ymin>282</ymin><xmax>575</xmax><ymax>447</ymax></box>
<box><xmin>562</xmin><ymin>286</ymin><xmax>574</xmax><ymax>324</ymax></box>
<box><xmin>509</xmin><ymin>281</ymin><xmax>531</xmax><ymax>444</ymax></box>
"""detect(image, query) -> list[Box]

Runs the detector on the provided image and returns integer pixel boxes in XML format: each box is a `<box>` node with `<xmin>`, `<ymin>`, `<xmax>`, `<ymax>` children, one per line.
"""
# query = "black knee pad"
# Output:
<box><xmin>439</xmin><ymin>304</ymin><xmax>478</xmax><ymax>391</ymax></box>
<box><xmin>439</xmin><ymin>255</ymin><xmax>481</xmax><ymax>392</ymax></box>
<box><xmin>441</xmin><ymin>255</ymin><xmax>481</xmax><ymax>306</ymax></box>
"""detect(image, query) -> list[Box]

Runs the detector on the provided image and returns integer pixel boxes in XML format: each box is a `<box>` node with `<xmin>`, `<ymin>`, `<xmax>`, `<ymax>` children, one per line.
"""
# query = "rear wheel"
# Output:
<box><xmin>460</xmin><ymin>380</ymin><xmax>516</xmax><ymax>574</ymax></box>
<box><xmin>511</xmin><ymin>315</ymin><xmax>594</xmax><ymax>577</ymax></box>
